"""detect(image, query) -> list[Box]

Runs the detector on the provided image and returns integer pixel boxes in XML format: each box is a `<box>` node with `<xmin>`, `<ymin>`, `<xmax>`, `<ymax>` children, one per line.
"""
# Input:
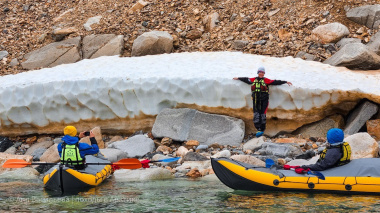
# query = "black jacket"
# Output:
<box><xmin>301</xmin><ymin>146</ymin><xmax>342</xmax><ymax>171</ymax></box>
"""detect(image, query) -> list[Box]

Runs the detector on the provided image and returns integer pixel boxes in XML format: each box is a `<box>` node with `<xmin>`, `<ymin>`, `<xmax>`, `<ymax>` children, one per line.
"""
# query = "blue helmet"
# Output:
<box><xmin>327</xmin><ymin>128</ymin><xmax>344</xmax><ymax>144</ymax></box>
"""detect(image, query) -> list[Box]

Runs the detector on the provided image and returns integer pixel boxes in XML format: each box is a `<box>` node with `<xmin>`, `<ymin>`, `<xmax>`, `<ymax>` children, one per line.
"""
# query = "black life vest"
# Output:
<box><xmin>319</xmin><ymin>142</ymin><xmax>351</xmax><ymax>166</ymax></box>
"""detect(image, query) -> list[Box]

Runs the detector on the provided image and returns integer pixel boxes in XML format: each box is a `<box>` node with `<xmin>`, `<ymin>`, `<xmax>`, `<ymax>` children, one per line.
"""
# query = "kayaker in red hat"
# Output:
<box><xmin>233</xmin><ymin>66</ymin><xmax>292</xmax><ymax>137</ymax></box>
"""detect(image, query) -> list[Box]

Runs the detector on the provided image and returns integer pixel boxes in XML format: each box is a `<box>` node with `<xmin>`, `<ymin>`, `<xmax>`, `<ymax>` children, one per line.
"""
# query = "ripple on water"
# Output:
<box><xmin>1</xmin><ymin>178</ymin><xmax>380</xmax><ymax>212</ymax></box>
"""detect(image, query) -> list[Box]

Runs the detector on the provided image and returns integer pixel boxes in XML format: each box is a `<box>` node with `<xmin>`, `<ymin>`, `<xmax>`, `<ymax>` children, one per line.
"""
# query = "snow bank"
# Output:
<box><xmin>0</xmin><ymin>52</ymin><xmax>379</xmax><ymax>136</ymax></box>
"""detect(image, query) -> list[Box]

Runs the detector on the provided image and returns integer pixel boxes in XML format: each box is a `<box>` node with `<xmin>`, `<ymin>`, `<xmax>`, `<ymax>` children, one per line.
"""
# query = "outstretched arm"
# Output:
<box><xmin>233</xmin><ymin>77</ymin><xmax>253</xmax><ymax>85</ymax></box>
<box><xmin>265</xmin><ymin>78</ymin><xmax>292</xmax><ymax>86</ymax></box>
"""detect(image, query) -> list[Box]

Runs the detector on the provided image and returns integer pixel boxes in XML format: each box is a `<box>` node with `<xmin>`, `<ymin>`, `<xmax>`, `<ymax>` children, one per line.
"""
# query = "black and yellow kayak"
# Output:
<box><xmin>211</xmin><ymin>157</ymin><xmax>380</xmax><ymax>194</ymax></box>
<box><xmin>43</xmin><ymin>155</ymin><xmax>112</xmax><ymax>192</ymax></box>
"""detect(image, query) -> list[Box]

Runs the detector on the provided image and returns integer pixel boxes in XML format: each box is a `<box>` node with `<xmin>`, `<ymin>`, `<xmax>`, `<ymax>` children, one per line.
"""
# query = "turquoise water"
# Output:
<box><xmin>1</xmin><ymin>176</ymin><xmax>380</xmax><ymax>212</ymax></box>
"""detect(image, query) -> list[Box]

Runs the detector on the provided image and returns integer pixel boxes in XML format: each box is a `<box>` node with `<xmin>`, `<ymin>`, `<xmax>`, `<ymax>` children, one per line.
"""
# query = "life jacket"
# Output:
<box><xmin>60</xmin><ymin>143</ymin><xmax>84</xmax><ymax>166</ymax></box>
<box><xmin>251</xmin><ymin>78</ymin><xmax>269</xmax><ymax>93</ymax></box>
<box><xmin>319</xmin><ymin>142</ymin><xmax>351</xmax><ymax>166</ymax></box>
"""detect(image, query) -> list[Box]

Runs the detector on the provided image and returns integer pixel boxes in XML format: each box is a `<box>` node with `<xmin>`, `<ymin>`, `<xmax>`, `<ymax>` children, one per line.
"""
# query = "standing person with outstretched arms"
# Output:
<box><xmin>233</xmin><ymin>67</ymin><xmax>292</xmax><ymax>137</ymax></box>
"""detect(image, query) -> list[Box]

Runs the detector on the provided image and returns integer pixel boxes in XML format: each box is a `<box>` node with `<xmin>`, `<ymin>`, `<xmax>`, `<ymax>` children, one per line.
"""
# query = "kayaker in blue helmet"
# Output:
<box><xmin>295</xmin><ymin>128</ymin><xmax>351</xmax><ymax>173</ymax></box>
<box><xmin>58</xmin><ymin>126</ymin><xmax>99</xmax><ymax>170</ymax></box>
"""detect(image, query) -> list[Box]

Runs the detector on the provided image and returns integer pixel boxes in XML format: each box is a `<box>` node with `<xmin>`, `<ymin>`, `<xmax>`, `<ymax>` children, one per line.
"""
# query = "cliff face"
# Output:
<box><xmin>0</xmin><ymin>0</ymin><xmax>378</xmax><ymax>75</ymax></box>
<box><xmin>0</xmin><ymin>52</ymin><xmax>378</xmax><ymax>136</ymax></box>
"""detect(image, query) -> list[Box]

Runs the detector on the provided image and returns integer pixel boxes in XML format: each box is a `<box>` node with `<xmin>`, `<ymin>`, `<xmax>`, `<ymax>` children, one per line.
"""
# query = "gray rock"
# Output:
<box><xmin>131</xmin><ymin>31</ymin><xmax>173</xmax><ymax>56</ymax></box>
<box><xmin>196</xmin><ymin>145</ymin><xmax>209</xmax><ymax>150</ymax></box>
<box><xmin>53</xmin><ymin>138</ymin><xmax>63</xmax><ymax>144</ymax></box>
<box><xmin>4</xmin><ymin>146</ymin><xmax>16</xmax><ymax>154</ymax></box>
<box><xmin>152</xmin><ymin>108</ymin><xmax>244</xmax><ymax>146</ymax></box>
<box><xmin>243</xmin><ymin>137</ymin><xmax>265</xmax><ymax>151</ymax></box>
<box><xmin>183</xmin><ymin>152</ymin><xmax>208</xmax><ymax>161</ymax></box>
<box><xmin>323</xmin><ymin>43</ymin><xmax>380</xmax><ymax>70</ymax></box>
<box><xmin>84</xmin><ymin>16</ymin><xmax>102</xmax><ymax>31</ymax></box>
<box><xmin>295</xmin><ymin>51</ymin><xmax>318</xmax><ymax>61</ymax></box>
<box><xmin>82</xmin><ymin>34</ymin><xmax>124</xmax><ymax>59</ymax></box>
<box><xmin>25</xmin><ymin>140</ymin><xmax>54</xmax><ymax>155</ymax></box>
<box><xmin>151</xmin><ymin>154</ymin><xmax>178</xmax><ymax>167</ymax></box>
<box><xmin>293</xmin><ymin>114</ymin><xmax>344</xmax><ymax>138</ymax></box>
<box><xmin>21</xmin><ymin>37</ymin><xmax>81</xmax><ymax>70</ymax></box>
<box><xmin>99</xmin><ymin>148</ymin><xmax>128</xmax><ymax>163</ymax></box>
<box><xmin>344</xmin><ymin>101</ymin><xmax>379</xmax><ymax>135</ymax></box>
<box><xmin>336</xmin><ymin>38</ymin><xmax>361</xmax><ymax>49</ymax></box>
<box><xmin>233</xmin><ymin>40</ymin><xmax>249</xmax><ymax>50</ymax></box>
<box><xmin>203</xmin><ymin>12</ymin><xmax>219</xmax><ymax>31</ymax></box>
<box><xmin>287</xmin><ymin>155</ymin><xmax>319</xmax><ymax>166</ymax></box>
<box><xmin>0</xmin><ymin>51</ymin><xmax>8</xmax><ymax>60</ymax></box>
<box><xmin>9</xmin><ymin>58</ymin><xmax>19</xmax><ymax>67</ymax></box>
<box><xmin>23</xmin><ymin>4</ymin><xmax>30</xmax><ymax>12</ymax></box>
<box><xmin>253</xmin><ymin>40</ymin><xmax>267</xmax><ymax>45</ymax></box>
<box><xmin>368</xmin><ymin>30</ymin><xmax>380</xmax><ymax>54</ymax></box>
<box><xmin>311</xmin><ymin>22</ymin><xmax>349</xmax><ymax>43</ymax></box>
<box><xmin>0</xmin><ymin>137</ymin><xmax>13</xmax><ymax>152</ymax></box>
<box><xmin>346</xmin><ymin>4</ymin><xmax>380</xmax><ymax>29</ymax></box>
<box><xmin>32</xmin><ymin>148</ymin><xmax>47</xmax><ymax>161</ymax></box>
<box><xmin>107</xmin><ymin>135</ymin><xmax>155</xmax><ymax>158</ymax></box>
<box><xmin>257</xmin><ymin>143</ymin><xmax>303</xmax><ymax>158</ymax></box>
<box><xmin>322</xmin><ymin>11</ymin><xmax>330</xmax><ymax>17</ymax></box>
<box><xmin>230</xmin><ymin>13</ymin><xmax>238</xmax><ymax>22</ymax></box>
<box><xmin>268</xmin><ymin>8</ymin><xmax>280</xmax><ymax>17</ymax></box>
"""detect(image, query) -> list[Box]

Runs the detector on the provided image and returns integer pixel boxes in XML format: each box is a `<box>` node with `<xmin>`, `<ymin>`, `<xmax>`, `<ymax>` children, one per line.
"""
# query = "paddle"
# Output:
<box><xmin>149</xmin><ymin>157</ymin><xmax>180</xmax><ymax>163</ymax></box>
<box><xmin>2</xmin><ymin>158</ymin><xmax>142</xmax><ymax>170</ymax></box>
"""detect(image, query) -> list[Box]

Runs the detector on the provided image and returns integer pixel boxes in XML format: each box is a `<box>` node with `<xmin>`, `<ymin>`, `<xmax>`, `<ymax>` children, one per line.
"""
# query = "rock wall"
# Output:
<box><xmin>0</xmin><ymin>52</ymin><xmax>379</xmax><ymax>136</ymax></box>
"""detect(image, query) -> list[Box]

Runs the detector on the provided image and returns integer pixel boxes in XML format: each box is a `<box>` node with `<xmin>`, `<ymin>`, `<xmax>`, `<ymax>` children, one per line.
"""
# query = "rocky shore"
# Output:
<box><xmin>0</xmin><ymin>105</ymin><xmax>379</xmax><ymax>180</ymax></box>
<box><xmin>1</xmin><ymin>1</ymin><xmax>380</xmax><ymax>74</ymax></box>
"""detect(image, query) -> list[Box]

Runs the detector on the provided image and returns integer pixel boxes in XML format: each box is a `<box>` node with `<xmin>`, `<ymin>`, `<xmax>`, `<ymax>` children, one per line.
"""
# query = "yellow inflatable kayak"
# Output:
<box><xmin>211</xmin><ymin>157</ymin><xmax>380</xmax><ymax>194</ymax></box>
<box><xmin>43</xmin><ymin>155</ymin><xmax>112</xmax><ymax>192</ymax></box>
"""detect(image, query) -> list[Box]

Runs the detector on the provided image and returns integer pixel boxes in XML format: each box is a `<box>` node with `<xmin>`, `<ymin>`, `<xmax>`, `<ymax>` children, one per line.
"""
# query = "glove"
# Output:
<box><xmin>295</xmin><ymin>167</ymin><xmax>310</xmax><ymax>174</ymax></box>
<box><xmin>283</xmin><ymin>165</ymin><xmax>300</xmax><ymax>170</ymax></box>
<box><xmin>140</xmin><ymin>159</ymin><xmax>150</xmax><ymax>168</ymax></box>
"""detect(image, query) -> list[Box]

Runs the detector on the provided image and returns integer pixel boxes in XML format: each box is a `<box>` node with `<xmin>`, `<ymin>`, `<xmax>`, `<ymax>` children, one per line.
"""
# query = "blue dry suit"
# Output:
<box><xmin>58</xmin><ymin>135</ymin><xmax>99</xmax><ymax>159</ymax></box>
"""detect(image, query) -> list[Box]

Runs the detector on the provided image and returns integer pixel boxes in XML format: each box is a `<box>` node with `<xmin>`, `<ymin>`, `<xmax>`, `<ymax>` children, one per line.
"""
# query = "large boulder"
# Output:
<box><xmin>257</xmin><ymin>143</ymin><xmax>303</xmax><ymax>158</ymax></box>
<box><xmin>345</xmin><ymin>133</ymin><xmax>379</xmax><ymax>159</ymax></box>
<box><xmin>346</xmin><ymin>5</ymin><xmax>380</xmax><ymax>29</ymax></box>
<box><xmin>131</xmin><ymin>31</ymin><xmax>173</xmax><ymax>56</ymax></box>
<box><xmin>82</xmin><ymin>34</ymin><xmax>124</xmax><ymax>59</ymax></box>
<box><xmin>344</xmin><ymin>101</ymin><xmax>379</xmax><ymax>135</ymax></box>
<box><xmin>336</xmin><ymin>38</ymin><xmax>361</xmax><ymax>49</ymax></box>
<box><xmin>311</xmin><ymin>22</ymin><xmax>349</xmax><ymax>44</ymax></box>
<box><xmin>0</xmin><ymin>137</ymin><xmax>13</xmax><ymax>152</ymax></box>
<box><xmin>21</xmin><ymin>37</ymin><xmax>81</xmax><ymax>70</ymax></box>
<box><xmin>99</xmin><ymin>148</ymin><xmax>128</xmax><ymax>163</ymax></box>
<box><xmin>368</xmin><ymin>31</ymin><xmax>380</xmax><ymax>54</ymax></box>
<box><xmin>107</xmin><ymin>135</ymin><xmax>155</xmax><ymax>158</ymax></box>
<box><xmin>293</xmin><ymin>114</ymin><xmax>344</xmax><ymax>138</ymax></box>
<box><xmin>39</xmin><ymin>144</ymin><xmax>60</xmax><ymax>163</ymax></box>
<box><xmin>230</xmin><ymin>155</ymin><xmax>265</xmax><ymax>167</ymax></box>
<box><xmin>323</xmin><ymin>43</ymin><xmax>380</xmax><ymax>70</ymax></box>
<box><xmin>367</xmin><ymin>119</ymin><xmax>380</xmax><ymax>140</ymax></box>
<box><xmin>113</xmin><ymin>168</ymin><xmax>173</xmax><ymax>181</ymax></box>
<box><xmin>152</xmin><ymin>108</ymin><xmax>245</xmax><ymax>146</ymax></box>
<box><xmin>25</xmin><ymin>140</ymin><xmax>53</xmax><ymax>155</ymax></box>
<box><xmin>243</xmin><ymin>137</ymin><xmax>265</xmax><ymax>151</ymax></box>
<box><xmin>79</xmin><ymin>126</ymin><xmax>105</xmax><ymax>149</ymax></box>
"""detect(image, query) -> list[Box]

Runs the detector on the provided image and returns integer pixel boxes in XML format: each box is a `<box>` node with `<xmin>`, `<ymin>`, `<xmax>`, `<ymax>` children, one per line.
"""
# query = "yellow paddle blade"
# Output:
<box><xmin>2</xmin><ymin>159</ymin><xmax>31</xmax><ymax>168</ymax></box>
<box><xmin>113</xmin><ymin>158</ymin><xmax>142</xmax><ymax>169</ymax></box>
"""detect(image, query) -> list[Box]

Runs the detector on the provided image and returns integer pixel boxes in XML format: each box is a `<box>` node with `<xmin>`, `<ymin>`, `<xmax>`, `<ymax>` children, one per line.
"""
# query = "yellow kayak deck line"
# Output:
<box><xmin>211</xmin><ymin>157</ymin><xmax>380</xmax><ymax>194</ymax></box>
